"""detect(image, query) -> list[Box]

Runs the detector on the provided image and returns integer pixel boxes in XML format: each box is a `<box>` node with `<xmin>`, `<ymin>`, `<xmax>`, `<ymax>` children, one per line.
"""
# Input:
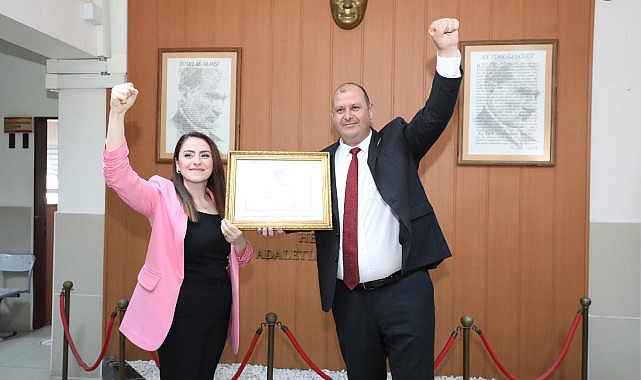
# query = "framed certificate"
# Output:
<box><xmin>225</xmin><ymin>151</ymin><xmax>332</xmax><ymax>230</ymax></box>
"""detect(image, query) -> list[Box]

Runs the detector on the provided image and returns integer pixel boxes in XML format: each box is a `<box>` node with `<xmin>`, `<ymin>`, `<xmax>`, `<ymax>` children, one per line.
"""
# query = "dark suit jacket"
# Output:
<box><xmin>315</xmin><ymin>72</ymin><xmax>462</xmax><ymax>312</ymax></box>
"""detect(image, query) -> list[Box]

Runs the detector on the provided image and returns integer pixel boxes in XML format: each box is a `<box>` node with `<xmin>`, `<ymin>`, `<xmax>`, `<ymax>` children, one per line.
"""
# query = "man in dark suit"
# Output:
<box><xmin>261</xmin><ymin>17</ymin><xmax>461</xmax><ymax>380</ymax></box>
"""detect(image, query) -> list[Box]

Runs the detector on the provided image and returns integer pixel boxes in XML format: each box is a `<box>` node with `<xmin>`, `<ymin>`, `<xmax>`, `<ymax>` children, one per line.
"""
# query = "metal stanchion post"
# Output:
<box><xmin>461</xmin><ymin>315</ymin><xmax>474</xmax><ymax>380</ymax></box>
<box><xmin>117</xmin><ymin>299</ymin><xmax>129</xmax><ymax>380</ymax></box>
<box><xmin>581</xmin><ymin>297</ymin><xmax>591</xmax><ymax>380</ymax></box>
<box><xmin>62</xmin><ymin>281</ymin><xmax>73</xmax><ymax>380</ymax></box>
<box><xmin>265</xmin><ymin>312</ymin><xmax>278</xmax><ymax>380</ymax></box>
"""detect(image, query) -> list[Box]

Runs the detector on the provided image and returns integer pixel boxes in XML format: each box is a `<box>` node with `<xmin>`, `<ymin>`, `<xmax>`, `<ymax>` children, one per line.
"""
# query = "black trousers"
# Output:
<box><xmin>157</xmin><ymin>280</ymin><xmax>231</xmax><ymax>380</ymax></box>
<box><xmin>332</xmin><ymin>269</ymin><xmax>435</xmax><ymax>380</ymax></box>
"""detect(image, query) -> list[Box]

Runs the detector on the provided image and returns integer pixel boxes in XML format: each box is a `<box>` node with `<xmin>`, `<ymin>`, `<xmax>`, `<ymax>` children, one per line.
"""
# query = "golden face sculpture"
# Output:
<box><xmin>330</xmin><ymin>0</ymin><xmax>368</xmax><ymax>30</ymax></box>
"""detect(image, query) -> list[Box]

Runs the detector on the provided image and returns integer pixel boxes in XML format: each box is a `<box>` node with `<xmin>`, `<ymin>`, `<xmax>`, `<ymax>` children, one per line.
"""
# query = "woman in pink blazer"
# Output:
<box><xmin>103</xmin><ymin>83</ymin><xmax>253</xmax><ymax>379</ymax></box>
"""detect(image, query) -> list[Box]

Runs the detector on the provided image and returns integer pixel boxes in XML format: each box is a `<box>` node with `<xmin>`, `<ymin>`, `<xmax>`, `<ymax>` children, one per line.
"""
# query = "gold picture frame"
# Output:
<box><xmin>157</xmin><ymin>48</ymin><xmax>241</xmax><ymax>163</ymax></box>
<box><xmin>225</xmin><ymin>151</ymin><xmax>332</xmax><ymax>230</ymax></box>
<box><xmin>458</xmin><ymin>40</ymin><xmax>557</xmax><ymax>166</ymax></box>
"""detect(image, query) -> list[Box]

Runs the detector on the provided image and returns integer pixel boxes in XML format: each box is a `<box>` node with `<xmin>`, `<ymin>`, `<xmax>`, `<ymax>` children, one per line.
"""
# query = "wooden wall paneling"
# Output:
<box><xmin>549</xmin><ymin>3</ymin><xmax>593</xmax><ymax>377</ymax></box>
<box><xmin>213</xmin><ymin>0</ymin><xmax>242</xmax><ymax>46</ymax></box>
<box><xmin>158</xmin><ymin>2</ymin><xmax>186</xmax><ymax>45</ymax></box>
<box><xmin>330</xmin><ymin>23</ymin><xmax>363</xmax><ymax>89</ymax></box>
<box><xmin>392</xmin><ymin>1</ymin><xmax>426</xmax><ymax>118</ymax></box>
<box><xmin>127</xmin><ymin>0</ymin><xmax>160</xmax><ymax>172</ymax></box>
<box><xmin>186</xmin><ymin>0</ymin><xmax>215</xmax><ymax>46</ymax></box>
<box><xmin>490</xmin><ymin>0</ymin><xmax>525</xmax><ymax>39</ymax></box>
<box><xmin>154</xmin><ymin>0</ymin><xmax>186</xmax><ymax>180</ymax></box>
<box><xmin>292</xmin><ymin>241</ymin><xmax>332</xmax><ymax>368</ymax></box>
<box><xmin>270</xmin><ymin>0</ymin><xmax>302</xmax><ymax>151</ymax></box>
<box><xmin>524</xmin><ymin>0</ymin><xmax>559</xmax><ymax>39</ymax></box>
<box><xmin>519</xmin><ymin>168</ymin><xmax>557</xmax><ymax>378</ymax></box>
<box><xmin>458</xmin><ymin>0</ymin><xmax>491</xmax><ymax>40</ymax></box>
<box><xmin>361</xmin><ymin>0</ymin><xmax>394</xmax><ymax>125</ymax></box>
<box><xmin>237</xmin><ymin>0</ymin><xmax>273</xmax><ymax>151</ymax></box>
<box><xmin>484</xmin><ymin>167</ymin><xmax>522</xmax><ymax>376</ymax></box>
<box><xmin>300</xmin><ymin>0</ymin><xmax>333</xmax><ymax>151</ymax></box>
<box><xmin>452</xmin><ymin>167</ymin><xmax>489</xmax><ymax>373</ymax></box>
<box><xmin>426</xmin><ymin>0</ymin><xmax>459</xmax><ymax>23</ymax></box>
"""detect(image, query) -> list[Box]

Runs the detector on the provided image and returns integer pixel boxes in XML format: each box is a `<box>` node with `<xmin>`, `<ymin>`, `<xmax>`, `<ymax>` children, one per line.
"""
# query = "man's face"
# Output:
<box><xmin>181</xmin><ymin>75</ymin><xmax>227</xmax><ymax>133</ymax></box>
<box><xmin>330</xmin><ymin>84</ymin><xmax>373</xmax><ymax>146</ymax></box>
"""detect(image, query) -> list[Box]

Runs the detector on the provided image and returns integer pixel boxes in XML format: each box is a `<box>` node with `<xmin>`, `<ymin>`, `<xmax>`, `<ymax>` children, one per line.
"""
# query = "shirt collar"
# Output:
<box><xmin>339</xmin><ymin>130</ymin><xmax>372</xmax><ymax>154</ymax></box>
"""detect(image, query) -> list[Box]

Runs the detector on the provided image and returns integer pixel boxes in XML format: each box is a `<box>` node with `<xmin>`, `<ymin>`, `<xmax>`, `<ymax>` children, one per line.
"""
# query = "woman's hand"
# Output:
<box><xmin>221</xmin><ymin>218</ymin><xmax>248</xmax><ymax>253</ymax></box>
<box><xmin>110</xmin><ymin>82</ymin><xmax>138</xmax><ymax>115</ymax></box>
<box><xmin>105</xmin><ymin>82</ymin><xmax>139</xmax><ymax>151</ymax></box>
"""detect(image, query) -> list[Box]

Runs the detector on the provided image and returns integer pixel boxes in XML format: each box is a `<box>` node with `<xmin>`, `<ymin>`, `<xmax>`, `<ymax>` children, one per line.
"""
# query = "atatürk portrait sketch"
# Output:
<box><xmin>165</xmin><ymin>65</ymin><xmax>230</xmax><ymax>154</ymax></box>
<box><xmin>472</xmin><ymin>59</ymin><xmax>542</xmax><ymax>152</ymax></box>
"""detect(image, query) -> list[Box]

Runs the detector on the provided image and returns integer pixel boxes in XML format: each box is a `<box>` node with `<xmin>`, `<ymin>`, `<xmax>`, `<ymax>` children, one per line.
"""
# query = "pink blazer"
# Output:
<box><xmin>103</xmin><ymin>140</ymin><xmax>252</xmax><ymax>354</ymax></box>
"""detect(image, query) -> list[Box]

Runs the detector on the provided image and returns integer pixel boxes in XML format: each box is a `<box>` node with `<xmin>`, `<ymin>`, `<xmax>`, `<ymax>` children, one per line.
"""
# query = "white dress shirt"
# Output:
<box><xmin>336</xmin><ymin>133</ymin><xmax>402</xmax><ymax>283</ymax></box>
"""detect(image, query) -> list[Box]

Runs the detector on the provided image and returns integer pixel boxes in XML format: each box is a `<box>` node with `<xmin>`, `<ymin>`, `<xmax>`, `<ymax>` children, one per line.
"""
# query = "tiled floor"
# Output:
<box><xmin>0</xmin><ymin>324</ymin><xmax>52</xmax><ymax>379</ymax></box>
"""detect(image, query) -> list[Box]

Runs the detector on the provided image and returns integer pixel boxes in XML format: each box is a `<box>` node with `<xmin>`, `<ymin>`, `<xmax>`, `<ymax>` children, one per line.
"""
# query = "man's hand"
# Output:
<box><xmin>428</xmin><ymin>18</ymin><xmax>460</xmax><ymax>58</ymax></box>
<box><xmin>256</xmin><ymin>227</ymin><xmax>285</xmax><ymax>238</ymax></box>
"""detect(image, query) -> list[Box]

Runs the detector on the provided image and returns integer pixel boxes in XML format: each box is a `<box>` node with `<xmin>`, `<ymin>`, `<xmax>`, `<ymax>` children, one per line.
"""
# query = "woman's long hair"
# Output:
<box><xmin>172</xmin><ymin>132</ymin><xmax>226</xmax><ymax>222</ymax></box>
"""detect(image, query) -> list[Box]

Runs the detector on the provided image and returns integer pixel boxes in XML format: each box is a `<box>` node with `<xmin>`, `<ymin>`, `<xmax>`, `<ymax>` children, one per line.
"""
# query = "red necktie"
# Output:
<box><xmin>343</xmin><ymin>147</ymin><xmax>361</xmax><ymax>290</ymax></box>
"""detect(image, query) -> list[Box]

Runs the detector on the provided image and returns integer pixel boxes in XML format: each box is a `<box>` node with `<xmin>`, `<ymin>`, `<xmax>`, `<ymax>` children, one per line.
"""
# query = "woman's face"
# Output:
<box><xmin>175</xmin><ymin>137</ymin><xmax>214</xmax><ymax>185</ymax></box>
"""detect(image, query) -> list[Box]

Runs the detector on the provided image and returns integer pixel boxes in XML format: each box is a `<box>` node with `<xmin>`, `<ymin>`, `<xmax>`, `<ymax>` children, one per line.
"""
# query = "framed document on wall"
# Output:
<box><xmin>157</xmin><ymin>48</ymin><xmax>241</xmax><ymax>163</ymax></box>
<box><xmin>458</xmin><ymin>40</ymin><xmax>558</xmax><ymax>166</ymax></box>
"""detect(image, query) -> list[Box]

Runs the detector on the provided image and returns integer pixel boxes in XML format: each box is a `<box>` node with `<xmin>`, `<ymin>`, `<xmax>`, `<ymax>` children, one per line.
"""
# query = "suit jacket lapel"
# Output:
<box><xmin>367</xmin><ymin>128</ymin><xmax>382</xmax><ymax>175</ymax></box>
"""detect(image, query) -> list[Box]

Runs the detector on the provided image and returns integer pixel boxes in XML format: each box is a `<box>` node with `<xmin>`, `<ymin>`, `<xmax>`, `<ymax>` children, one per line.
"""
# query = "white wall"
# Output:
<box><xmin>591</xmin><ymin>0</ymin><xmax>641</xmax><ymax>222</ymax></box>
<box><xmin>0</xmin><ymin>47</ymin><xmax>58</xmax><ymax>207</ymax></box>
<box><xmin>0</xmin><ymin>0</ymin><xmax>107</xmax><ymax>58</ymax></box>
<box><xmin>590</xmin><ymin>1</ymin><xmax>641</xmax><ymax>379</ymax></box>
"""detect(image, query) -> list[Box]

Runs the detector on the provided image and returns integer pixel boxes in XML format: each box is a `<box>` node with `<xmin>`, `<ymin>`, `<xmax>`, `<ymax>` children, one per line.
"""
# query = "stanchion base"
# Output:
<box><xmin>101</xmin><ymin>356</ymin><xmax>145</xmax><ymax>380</ymax></box>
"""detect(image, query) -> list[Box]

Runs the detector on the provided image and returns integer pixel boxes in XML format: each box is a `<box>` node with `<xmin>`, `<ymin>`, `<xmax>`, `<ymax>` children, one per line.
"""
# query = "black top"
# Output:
<box><xmin>182</xmin><ymin>212</ymin><xmax>230</xmax><ymax>289</ymax></box>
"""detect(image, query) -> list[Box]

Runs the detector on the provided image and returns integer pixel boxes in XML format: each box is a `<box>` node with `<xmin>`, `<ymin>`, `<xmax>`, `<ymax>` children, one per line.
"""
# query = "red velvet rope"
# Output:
<box><xmin>477</xmin><ymin>330</ymin><xmax>518</xmax><ymax>380</ymax></box>
<box><xmin>59</xmin><ymin>293</ymin><xmax>117</xmax><ymax>372</ymax></box>
<box><xmin>533</xmin><ymin>310</ymin><xmax>583</xmax><ymax>380</ymax></box>
<box><xmin>88</xmin><ymin>306</ymin><xmax>582</xmax><ymax>379</ymax></box>
<box><xmin>231</xmin><ymin>327</ymin><xmax>263</xmax><ymax>380</ymax></box>
<box><xmin>280</xmin><ymin>325</ymin><xmax>333</xmax><ymax>380</ymax></box>
<box><xmin>477</xmin><ymin>310</ymin><xmax>584</xmax><ymax>380</ymax></box>
<box><xmin>434</xmin><ymin>330</ymin><xmax>458</xmax><ymax>369</ymax></box>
